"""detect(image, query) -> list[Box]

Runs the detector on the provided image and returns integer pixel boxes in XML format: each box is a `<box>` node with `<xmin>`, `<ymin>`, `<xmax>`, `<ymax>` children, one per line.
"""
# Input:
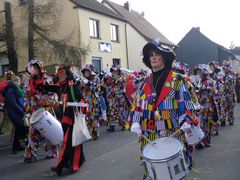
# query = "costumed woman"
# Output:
<box><xmin>51</xmin><ymin>65</ymin><xmax>85</xmax><ymax>175</ymax></box>
<box><xmin>209</xmin><ymin>61</ymin><xmax>226</xmax><ymax>129</ymax></box>
<box><xmin>81</xmin><ymin>64</ymin><xmax>101</xmax><ymax>140</ymax></box>
<box><xmin>24</xmin><ymin>60</ymin><xmax>59</xmax><ymax>162</ymax></box>
<box><xmin>222</xmin><ymin>60</ymin><xmax>236</xmax><ymax>125</ymax></box>
<box><xmin>107</xmin><ymin>65</ymin><xmax>129</xmax><ymax>132</ymax></box>
<box><xmin>128</xmin><ymin>40</ymin><xmax>200</xmax><ymax>179</ymax></box>
<box><xmin>193</xmin><ymin>64</ymin><xmax>215</xmax><ymax>149</ymax></box>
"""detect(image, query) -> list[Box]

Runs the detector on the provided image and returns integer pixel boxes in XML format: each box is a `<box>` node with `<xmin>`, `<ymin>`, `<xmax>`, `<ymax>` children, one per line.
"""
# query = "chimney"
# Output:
<box><xmin>124</xmin><ymin>1</ymin><xmax>131</xmax><ymax>12</ymax></box>
<box><xmin>140</xmin><ymin>11</ymin><xmax>145</xmax><ymax>17</ymax></box>
<box><xmin>195</xmin><ymin>27</ymin><xmax>200</xmax><ymax>31</ymax></box>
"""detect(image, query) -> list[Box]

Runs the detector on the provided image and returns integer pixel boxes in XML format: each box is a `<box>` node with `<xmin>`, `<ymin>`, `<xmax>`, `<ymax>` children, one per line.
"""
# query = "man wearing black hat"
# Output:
<box><xmin>128</xmin><ymin>40</ymin><xmax>200</xmax><ymax>179</ymax></box>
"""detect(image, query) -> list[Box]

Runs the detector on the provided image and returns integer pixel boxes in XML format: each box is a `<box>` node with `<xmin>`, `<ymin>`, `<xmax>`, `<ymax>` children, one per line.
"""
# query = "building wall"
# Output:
<box><xmin>77</xmin><ymin>8</ymin><xmax>128</xmax><ymax>70</ymax></box>
<box><xmin>175</xmin><ymin>29</ymin><xmax>219</xmax><ymax>71</ymax></box>
<box><xmin>0</xmin><ymin>0</ymin><xmax>81</xmax><ymax>72</ymax></box>
<box><xmin>126</xmin><ymin>24</ymin><xmax>149</xmax><ymax>71</ymax></box>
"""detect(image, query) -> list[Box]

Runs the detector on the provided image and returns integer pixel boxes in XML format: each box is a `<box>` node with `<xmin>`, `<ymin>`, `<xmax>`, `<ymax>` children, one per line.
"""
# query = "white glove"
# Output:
<box><xmin>131</xmin><ymin>122</ymin><xmax>142</xmax><ymax>136</ymax></box>
<box><xmin>180</xmin><ymin>122</ymin><xmax>192</xmax><ymax>132</ymax></box>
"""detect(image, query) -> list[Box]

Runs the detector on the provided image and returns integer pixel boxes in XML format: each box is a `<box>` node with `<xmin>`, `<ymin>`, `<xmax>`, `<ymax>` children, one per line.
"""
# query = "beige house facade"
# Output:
<box><xmin>0</xmin><ymin>0</ymin><xmax>128</xmax><ymax>74</ymax></box>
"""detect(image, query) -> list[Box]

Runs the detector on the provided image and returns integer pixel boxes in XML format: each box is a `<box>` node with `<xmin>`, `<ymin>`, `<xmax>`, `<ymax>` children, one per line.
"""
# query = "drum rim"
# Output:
<box><xmin>142</xmin><ymin>148</ymin><xmax>183</xmax><ymax>162</ymax></box>
<box><xmin>29</xmin><ymin>108</ymin><xmax>46</xmax><ymax>125</ymax></box>
<box><xmin>142</xmin><ymin>137</ymin><xmax>183</xmax><ymax>161</ymax></box>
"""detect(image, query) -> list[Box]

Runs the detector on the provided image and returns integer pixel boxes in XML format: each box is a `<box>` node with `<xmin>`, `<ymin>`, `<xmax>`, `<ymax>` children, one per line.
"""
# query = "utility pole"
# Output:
<box><xmin>28</xmin><ymin>0</ymin><xmax>34</xmax><ymax>61</ymax></box>
<box><xmin>4</xmin><ymin>2</ymin><xmax>18</xmax><ymax>73</ymax></box>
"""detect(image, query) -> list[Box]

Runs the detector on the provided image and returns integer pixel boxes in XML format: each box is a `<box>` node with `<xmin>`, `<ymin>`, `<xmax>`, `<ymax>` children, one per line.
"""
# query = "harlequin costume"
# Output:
<box><xmin>222</xmin><ymin>60</ymin><xmax>236</xmax><ymax>125</ymax></box>
<box><xmin>51</xmin><ymin>66</ymin><xmax>85</xmax><ymax>176</ymax></box>
<box><xmin>193</xmin><ymin>64</ymin><xmax>215</xmax><ymax>148</ymax></box>
<box><xmin>24</xmin><ymin>60</ymin><xmax>59</xmax><ymax>162</ymax></box>
<box><xmin>107</xmin><ymin>65</ymin><xmax>129</xmax><ymax>132</ymax></box>
<box><xmin>128</xmin><ymin>41</ymin><xmax>200</xmax><ymax>179</ymax></box>
<box><xmin>209</xmin><ymin>61</ymin><xmax>227</xmax><ymax>127</ymax></box>
<box><xmin>81</xmin><ymin>64</ymin><xmax>101</xmax><ymax>140</ymax></box>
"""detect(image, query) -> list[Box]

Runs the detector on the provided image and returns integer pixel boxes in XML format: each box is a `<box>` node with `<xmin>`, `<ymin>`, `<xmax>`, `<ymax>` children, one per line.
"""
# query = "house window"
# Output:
<box><xmin>19</xmin><ymin>0</ymin><xmax>29</xmax><ymax>5</ymax></box>
<box><xmin>2</xmin><ymin>65</ymin><xmax>9</xmax><ymax>76</ymax></box>
<box><xmin>89</xmin><ymin>19</ymin><xmax>100</xmax><ymax>38</ymax></box>
<box><xmin>110</xmin><ymin>24</ymin><xmax>119</xmax><ymax>42</ymax></box>
<box><xmin>113</xmin><ymin>58</ymin><xmax>121</xmax><ymax>66</ymax></box>
<box><xmin>92</xmin><ymin>57</ymin><xmax>102</xmax><ymax>72</ymax></box>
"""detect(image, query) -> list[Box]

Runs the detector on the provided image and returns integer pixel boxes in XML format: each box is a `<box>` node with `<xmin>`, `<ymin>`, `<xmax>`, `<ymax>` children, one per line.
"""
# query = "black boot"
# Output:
<box><xmin>107</xmin><ymin>125</ymin><xmax>115</xmax><ymax>132</ymax></box>
<box><xmin>92</xmin><ymin>130</ymin><xmax>99</xmax><ymax>140</ymax></box>
<box><xmin>51</xmin><ymin>167</ymin><xmax>62</xmax><ymax>176</ymax></box>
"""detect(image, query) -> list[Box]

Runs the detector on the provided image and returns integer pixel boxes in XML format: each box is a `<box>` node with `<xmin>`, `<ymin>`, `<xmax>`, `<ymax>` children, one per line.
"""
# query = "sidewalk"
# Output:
<box><xmin>0</xmin><ymin>133</ymin><xmax>11</xmax><ymax>149</ymax></box>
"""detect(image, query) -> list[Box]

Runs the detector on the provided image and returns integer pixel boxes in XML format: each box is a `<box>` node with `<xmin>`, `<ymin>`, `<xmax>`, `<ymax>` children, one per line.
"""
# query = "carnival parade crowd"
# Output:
<box><xmin>0</xmin><ymin>40</ymin><xmax>237</xmax><ymax>179</ymax></box>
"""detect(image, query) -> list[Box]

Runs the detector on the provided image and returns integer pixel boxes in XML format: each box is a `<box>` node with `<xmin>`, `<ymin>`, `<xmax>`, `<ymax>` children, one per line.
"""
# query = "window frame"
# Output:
<box><xmin>89</xmin><ymin>18</ymin><xmax>100</xmax><ymax>39</ymax></box>
<box><xmin>112</xmin><ymin>58</ymin><xmax>121</xmax><ymax>66</ymax></box>
<box><xmin>92</xmin><ymin>56</ymin><xmax>102</xmax><ymax>72</ymax></box>
<box><xmin>110</xmin><ymin>24</ymin><xmax>119</xmax><ymax>42</ymax></box>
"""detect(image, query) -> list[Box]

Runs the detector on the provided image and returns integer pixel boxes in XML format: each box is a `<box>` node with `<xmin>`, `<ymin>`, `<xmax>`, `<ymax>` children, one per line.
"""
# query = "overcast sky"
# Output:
<box><xmin>109</xmin><ymin>0</ymin><xmax>239</xmax><ymax>48</ymax></box>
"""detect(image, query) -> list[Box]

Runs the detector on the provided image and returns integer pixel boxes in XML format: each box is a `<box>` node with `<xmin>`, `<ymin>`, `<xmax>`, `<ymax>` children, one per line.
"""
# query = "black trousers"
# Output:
<box><xmin>12</xmin><ymin>123</ymin><xmax>24</xmax><ymax>152</ymax></box>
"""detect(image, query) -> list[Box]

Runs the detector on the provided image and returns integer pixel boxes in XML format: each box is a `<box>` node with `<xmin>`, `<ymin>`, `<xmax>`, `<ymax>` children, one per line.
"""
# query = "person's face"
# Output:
<box><xmin>149</xmin><ymin>51</ymin><xmax>164</xmax><ymax>70</ymax></box>
<box><xmin>196</xmin><ymin>69</ymin><xmax>203</xmax><ymax>78</ymax></box>
<box><xmin>84</xmin><ymin>70</ymin><xmax>90</xmax><ymax>77</ymax></box>
<box><xmin>27</xmin><ymin>65</ymin><xmax>35</xmax><ymax>75</ymax></box>
<box><xmin>210</xmin><ymin>64</ymin><xmax>215</xmax><ymax>72</ymax></box>
<box><xmin>33</xmin><ymin>65</ymin><xmax>40</xmax><ymax>75</ymax></box>
<box><xmin>112</xmin><ymin>70</ymin><xmax>119</xmax><ymax>76</ymax></box>
<box><xmin>13</xmin><ymin>79</ymin><xmax>21</xmax><ymax>87</ymax></box>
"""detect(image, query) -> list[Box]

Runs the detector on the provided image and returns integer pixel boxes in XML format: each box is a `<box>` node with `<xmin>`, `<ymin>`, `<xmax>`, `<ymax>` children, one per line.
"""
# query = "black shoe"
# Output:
<box><xmin>18</xmin><ymin>146</ymin><xmax>25</xmax><ymax>151</ymax></box>
<box><xmin>121</xmin><ymin>126</ymin><xmax>125</xmax><ymax>131</ymax></box>
<box><xmin>51</xmin><ymin>167</ymin><xmax>62</xmax><ymax>176</ymax></box>
<box><xmin>0</xmin><ymin>131</ymin><xmax>4</xmax><ymax>135</ymax></box>
<box><xmin>229</xmin><ymin>122</ymin><xmax>234</xmax><ymax>126</ymax></box>
<box><xmin>195</xmin><ymin>143</ymin><xmax>204</xmax><ymax>150</ymax></box>
<box><xmin>213</xmin><ymin>131</ymin><xmax>219</xmax><ymax>136</ymax></box>
<box><xmin>220</xmin><ymin>122</ymin><xmax>226</xmax><ymax>126</ymax></box>
<box><xmin>107</xmin><ymin>125</ymin><xmax>115</xmax><ymax>132</ymax></box>
<box><xmin>12</xmin><ymin>150</ymin><xmax>17</xmax><ymax>154</ymax></box>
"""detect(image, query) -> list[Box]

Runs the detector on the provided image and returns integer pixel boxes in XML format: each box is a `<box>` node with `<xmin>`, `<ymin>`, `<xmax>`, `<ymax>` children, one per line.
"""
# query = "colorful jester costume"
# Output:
<box><xmin>107</xmin><ymin>66</ymin><xmax>129</xmax><ymax>131</ymax></box>
<box><xmin>223</xmin><ymin>60</ymin><xmax>236</xmax><ymax>125</ymax></box>
<box><xmin>24</xmin><ymin>60</ymin><xmax>59</xmax><ymax>162</ymax></box>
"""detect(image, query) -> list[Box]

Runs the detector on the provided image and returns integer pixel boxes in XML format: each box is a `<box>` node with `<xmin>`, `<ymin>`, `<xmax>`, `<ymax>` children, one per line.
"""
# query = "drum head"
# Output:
<box><xmin>143</xmin><ymin>137</ymin><xmax>182</xmax><ymax>161</ymax></box>
<box><xmin>29</xmin><ymin>108</ymin><xmax>45</xmax><ymax>124</ymax></box>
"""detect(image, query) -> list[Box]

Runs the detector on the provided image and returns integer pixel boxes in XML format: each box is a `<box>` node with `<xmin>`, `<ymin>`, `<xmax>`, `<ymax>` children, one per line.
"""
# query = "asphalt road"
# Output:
<box><xmin>0</xmin><ymin>105</ymin><xmax>240</xmax><ymax>180</ymax></box>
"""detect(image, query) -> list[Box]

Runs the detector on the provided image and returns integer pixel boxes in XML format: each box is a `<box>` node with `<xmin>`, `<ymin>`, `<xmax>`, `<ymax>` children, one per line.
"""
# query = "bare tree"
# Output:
<box><xmin>27</xmin><ymin>0</ymin><xmax>89</xmax><ymax>69</ymax></box>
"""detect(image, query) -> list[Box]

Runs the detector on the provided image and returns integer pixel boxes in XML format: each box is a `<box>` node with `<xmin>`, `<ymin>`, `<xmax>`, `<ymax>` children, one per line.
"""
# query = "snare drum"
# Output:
<box><xmin>185</xmin><ymin>125</ymin><xmax>204</xmax><ymax>145</ymax></box>
<box><xmin>142</xmin><ymin>137</ymin><xmax>188</xmax><ymax>180</ymax></box>
<box><xmin>29</xmin><ymin>108</ymin><xmax>63</xmax><ymax>145</ymax></box>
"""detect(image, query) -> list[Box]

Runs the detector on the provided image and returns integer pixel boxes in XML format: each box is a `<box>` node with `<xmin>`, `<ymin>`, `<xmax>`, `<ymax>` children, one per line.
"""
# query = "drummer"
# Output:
<box><xmin>128</xmin><ymin>39</ymin><xmax>200</xmax><ymax>179</ymax></box>
<box><xmin>24</xmin><ymin>60</ymin><xmax>59</xmax><ymax>162</ymax></box>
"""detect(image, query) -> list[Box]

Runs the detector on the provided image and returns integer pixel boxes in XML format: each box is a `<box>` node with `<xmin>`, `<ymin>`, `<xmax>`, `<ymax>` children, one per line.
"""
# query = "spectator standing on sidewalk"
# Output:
<box><xmin>0</xmin><ymin>70</ymin><xmax>14</xmax><ymax>135</ymax></box>
<box><xmin>3</xmin><ymin>75</ymin><xmax>26</xmax><ymax>154</ymax></box>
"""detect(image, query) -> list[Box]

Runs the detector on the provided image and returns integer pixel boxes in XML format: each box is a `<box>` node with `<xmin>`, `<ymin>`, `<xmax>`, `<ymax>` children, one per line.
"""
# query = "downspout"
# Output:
<box><xmin>125</xmin><ymin>22</ymin><xmax>130</xmax><ymax>69</ymax></box>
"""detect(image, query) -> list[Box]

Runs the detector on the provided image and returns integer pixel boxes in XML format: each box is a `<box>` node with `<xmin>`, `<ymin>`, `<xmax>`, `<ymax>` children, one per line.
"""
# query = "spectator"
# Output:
<box><xmin>3</xmin><ymin>75</ymin><xmax>26</xmax><ymax>154</ymax></box>
<box><xmin>0</xmin><ymin>70</ymin><xmax>14</xmax><ymax>135</ymax></box>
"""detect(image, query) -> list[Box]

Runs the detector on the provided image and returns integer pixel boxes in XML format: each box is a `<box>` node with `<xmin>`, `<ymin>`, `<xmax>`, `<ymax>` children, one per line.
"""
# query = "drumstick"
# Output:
<box><xmin>140</xmin><ymin>134</ymin><xmax>151</xmax><ymax>143</ymax></box>
<box><xmin>163</xmin><ymin>128</ymin><xmax>181</xmax><ymax>143</ymax></box>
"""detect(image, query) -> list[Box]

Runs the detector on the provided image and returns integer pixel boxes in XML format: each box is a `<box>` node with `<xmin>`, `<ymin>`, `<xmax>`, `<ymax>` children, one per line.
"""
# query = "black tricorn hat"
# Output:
<box><xmin>142</xmin><ymin>40</ymin><xmax>176</xmax><ymax>69</ymax></box>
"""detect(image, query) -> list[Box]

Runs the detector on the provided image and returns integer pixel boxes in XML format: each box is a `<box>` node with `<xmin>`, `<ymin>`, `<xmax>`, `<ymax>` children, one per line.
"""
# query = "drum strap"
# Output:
<box><xmin>70</xmin><ymin>86</ymin><xmax>76</xmax><ymax>102</ymax></box>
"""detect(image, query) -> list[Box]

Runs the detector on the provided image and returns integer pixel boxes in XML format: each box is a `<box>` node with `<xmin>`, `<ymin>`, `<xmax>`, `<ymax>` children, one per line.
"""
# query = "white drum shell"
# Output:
<box><xmin>185</xmin><ymin>125</ymin><xmax>204</xmax><ymax>145</ymax></box>
<box><xmin>29</xmin><ymin>108</ymin><xmax>63</xmax><ymax>145</ymax></box>
<box><xmin>143</xmin><ymin>138</ymin><xmax>188</xmax><ymax>180</ymax></box>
